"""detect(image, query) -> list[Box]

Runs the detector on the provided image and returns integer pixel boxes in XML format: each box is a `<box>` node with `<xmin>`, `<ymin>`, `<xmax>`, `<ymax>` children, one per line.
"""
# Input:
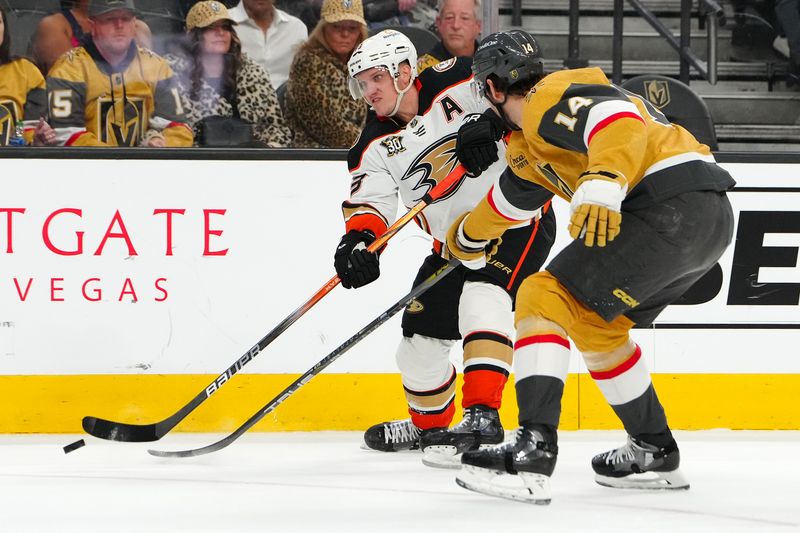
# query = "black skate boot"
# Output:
<box><xmin>592</xmin><ymin>435</ymin><xmax>689</xmax><ymax>490</ymax></box>
<box><xmin>419</xmin><ymin>405</ymin><xmax>504</xmax><ymax>469</ymax></box>
<box><xmin>455</xmin><ymin>425</ymin><xmax>558</xmax><ymax>505</ymax></box>
<box><xmin>362</xmin><ymin>419</ymin><xmax>422</xmax><ymax>452</ymax></box>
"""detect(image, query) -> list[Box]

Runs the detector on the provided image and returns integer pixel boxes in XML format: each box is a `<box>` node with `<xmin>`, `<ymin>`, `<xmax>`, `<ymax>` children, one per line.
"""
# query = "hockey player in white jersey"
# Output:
<box><xmin>334</xmin><ymin>29</ymin><xmax>557</xmax><ymax>468</ymax></box>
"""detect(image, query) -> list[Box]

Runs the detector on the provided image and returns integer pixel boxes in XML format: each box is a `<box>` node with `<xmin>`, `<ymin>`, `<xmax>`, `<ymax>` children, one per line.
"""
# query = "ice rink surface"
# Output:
<box><xmin>1</xmin><ymin>430</ymin><xmax>798</xmax><ymax>532</ymax></box>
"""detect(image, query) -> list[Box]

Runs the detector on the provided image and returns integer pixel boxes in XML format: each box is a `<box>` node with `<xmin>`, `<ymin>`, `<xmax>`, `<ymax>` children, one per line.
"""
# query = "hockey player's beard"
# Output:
<box><xmin>493</xmin><ymin>100</ymin><xmax>521</xmax><ymax>132</ymax></box>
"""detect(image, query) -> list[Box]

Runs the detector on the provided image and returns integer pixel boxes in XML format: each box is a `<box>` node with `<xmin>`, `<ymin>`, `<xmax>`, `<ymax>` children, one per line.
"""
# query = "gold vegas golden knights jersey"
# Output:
<box><xmin>0</xmin><ymin>58</ymin><xmax>47</xmax><ymax>146</ymax></box>
<box><xmin>47</xmin><ymin>40</ymin><xmax>192</xmax><ymax>147</ymax></box>
<box><xmin>466</xmin><ymin>66</ymin><xmax>734</xmax><ymax>242</ymax></box>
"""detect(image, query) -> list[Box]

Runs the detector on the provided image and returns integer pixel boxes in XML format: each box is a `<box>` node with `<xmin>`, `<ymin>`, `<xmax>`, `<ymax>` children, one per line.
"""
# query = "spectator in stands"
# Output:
<box><xmin>46</xmin><ymin>0</ymin><xmax>192</xmax><ymax>147</ymax></box>
<box><xmin>32</xmin><ymin>0</ymin><xmax>152</xmax><ymax>75</ymax></box>
<box><xmin>166</xmin><ymin>1</ymin><xmax>291</xmax><ymax>147</ymax></box>
<box><xmin>774</xmin><ymin>0</ymin><xmax>800</xmax><ymax>87</ymax></box>
<box><xmin>417</xmin><ymin>0</ymin><xmax>480</xmax><ymax>72</ymax></box>
<box><xmin>283</xmin><ymin>0</ymin><xmax>368</xmax><ymax>148</ymax></box>
<box><xmin>0</xmin><ymin>7</ymin><xmax>57</xmax><ymax>146</ymax></box>
<box><xmin>228</xmin><ymin>0</ymin><xmax>307</xmax><ymax>88</ymax></box>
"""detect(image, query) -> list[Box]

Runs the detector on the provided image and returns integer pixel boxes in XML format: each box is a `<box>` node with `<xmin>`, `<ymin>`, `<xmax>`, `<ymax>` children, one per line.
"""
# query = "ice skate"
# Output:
<box><xmin>455</xmin><ymin>426</ymin><xmax>557</xmax><ymax>505</ymax></box>
<box><xmin>362</xmin><ymin>419</ymin><xmax>422</xmax><ymax>452</ymax></box>
<box><xmin>419</xmin><ymin>405</ymin><xmax>504</xmax><ymax>469</ymax></box>
<box><xmin>592</xmin><ymin>436</ymin><xmax>690</xmax><ymax>490</ymax></box>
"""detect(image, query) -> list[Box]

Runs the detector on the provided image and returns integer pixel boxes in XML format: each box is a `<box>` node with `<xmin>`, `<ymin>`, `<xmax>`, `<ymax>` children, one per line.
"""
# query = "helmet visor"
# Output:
<box><xmin>348</xmin><ymin>77</ymin><xmax>367</xmax><ymax>100</ymax></box>
<box><xmin>348</xmin><ymin>67</ymin><xmax>392</xmax><ymax>101</ymax></box>
<box><xmin>470</xmin><ymin>79</ymin><xmax>487</xmax><ymax>105</ymax></box>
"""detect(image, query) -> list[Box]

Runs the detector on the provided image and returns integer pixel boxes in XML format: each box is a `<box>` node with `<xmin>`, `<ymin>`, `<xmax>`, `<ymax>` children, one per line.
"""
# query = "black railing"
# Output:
<box><xmin>611</xmin><ymin>0</ymin><xmax>725</xmax><ymax>85</ymax></box>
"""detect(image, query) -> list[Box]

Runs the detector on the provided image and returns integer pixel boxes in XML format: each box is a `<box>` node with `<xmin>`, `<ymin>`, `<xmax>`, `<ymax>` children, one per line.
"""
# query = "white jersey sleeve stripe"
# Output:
<box><xmin>583</xmin><ymin>100</ymin><xmax>643</xmax><ymax>148</ymax></box>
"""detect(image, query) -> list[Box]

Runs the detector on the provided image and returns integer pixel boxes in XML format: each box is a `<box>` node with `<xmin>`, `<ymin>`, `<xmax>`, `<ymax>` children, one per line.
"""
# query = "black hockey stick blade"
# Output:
<box><xmin>82</xmin><ymin>416</ymin><xmax>163</xmax><ymax>443</ymax></box>
<box><xmin>148</xmin><ymin>259</ymin><xmax>460</xmax><ymax>458</ymax></box>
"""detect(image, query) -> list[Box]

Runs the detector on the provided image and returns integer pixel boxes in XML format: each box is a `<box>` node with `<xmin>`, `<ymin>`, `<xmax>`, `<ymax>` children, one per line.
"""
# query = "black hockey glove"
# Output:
<box><xmin>334</xmin><ymin>230</ymin><xmax>381</xmax><ymax>289</ymax></box>
<box><xmin>456</xmin><ymin>109</ymin><xmax>507</xmax><ymax>176</ymax></box>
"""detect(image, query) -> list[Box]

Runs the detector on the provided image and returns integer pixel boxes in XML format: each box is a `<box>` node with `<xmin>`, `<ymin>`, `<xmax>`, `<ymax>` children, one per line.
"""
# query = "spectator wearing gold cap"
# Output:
<box><xmin>165</xmin><ymin>0</ymin><xmax>292</xmax><ymax>147</ymax></box>
<box><xmin>284</xmin><ymin>0</ymin><xmax>369</xmax><ymax>148</ymax></box>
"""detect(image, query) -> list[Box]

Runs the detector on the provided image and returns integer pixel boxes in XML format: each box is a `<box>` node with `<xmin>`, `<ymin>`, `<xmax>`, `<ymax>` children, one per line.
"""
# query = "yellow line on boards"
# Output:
<box><xmin>1</xmin><ymin>373</ymin><xmax>798</xmax><ymax>433</ymax></box>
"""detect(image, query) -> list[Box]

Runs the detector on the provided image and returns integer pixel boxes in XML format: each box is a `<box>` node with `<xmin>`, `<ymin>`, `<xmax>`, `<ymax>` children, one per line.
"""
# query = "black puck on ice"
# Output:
<box><xmin>63</xmin><ymin>439</ymin><xmax>86</xmax><ymax>454</ymax></box>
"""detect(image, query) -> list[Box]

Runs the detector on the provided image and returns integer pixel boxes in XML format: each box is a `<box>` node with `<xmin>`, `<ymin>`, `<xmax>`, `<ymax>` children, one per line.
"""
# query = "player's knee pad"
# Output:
<box><xmin>515</xmin><ymin>271</ymin><xmax>635</xmax><ymax>353</ymax></box>
<box><xmin>458</xmin><ymin>281</ymin><xmax>514</xmax><ymax>337</ymax></box>
<box><xmin>515</xmin><ymin>272</ymin><xmax>578</xmax><ymax>330</ymax></box>
<box><xmin>395</xmin><ymin>334</ymin><xmax>455</xmax><ymax>392</ymax></box>
<box><xmin>582</xmin><ymin>338</ymin><xmax>637</xmax><ymax>372</ymax></box>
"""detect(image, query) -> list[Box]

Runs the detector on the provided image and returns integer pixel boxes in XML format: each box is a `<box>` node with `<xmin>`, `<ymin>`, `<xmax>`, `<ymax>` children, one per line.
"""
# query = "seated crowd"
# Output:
<box><xmin>0</xmin><ymin>0</ymin><xmax>479</xmax><ymax>148</ymax></box>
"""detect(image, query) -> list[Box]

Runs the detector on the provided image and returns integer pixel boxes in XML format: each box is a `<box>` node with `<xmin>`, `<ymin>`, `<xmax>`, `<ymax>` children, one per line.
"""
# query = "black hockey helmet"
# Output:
<box><xmin>472</xmin><ymin>30</ymin><xmax>544</xmax><ymax>94</ymax></box>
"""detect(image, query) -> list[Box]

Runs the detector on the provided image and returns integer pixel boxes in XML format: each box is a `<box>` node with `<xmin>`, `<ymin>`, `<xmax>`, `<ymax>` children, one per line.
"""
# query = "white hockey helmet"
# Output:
<box><xmin>347</xmin><ymin>29</ymin><xmax>418</xmax><ymax>100</ymax></box>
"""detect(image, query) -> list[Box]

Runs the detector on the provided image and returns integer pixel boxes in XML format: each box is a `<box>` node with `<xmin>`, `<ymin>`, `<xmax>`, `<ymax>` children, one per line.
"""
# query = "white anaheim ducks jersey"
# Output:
<box><xmin>344</xmin><ymin>57</ymin><xmax>509</xmax><ymax>244</ymax></box>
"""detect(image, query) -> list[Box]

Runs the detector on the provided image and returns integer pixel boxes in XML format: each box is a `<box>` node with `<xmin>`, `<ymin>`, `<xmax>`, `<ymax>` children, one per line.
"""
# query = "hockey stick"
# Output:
<box><xmin>149</xmin><ymin>258</ymin><xmax>460</xmax><ymax>458</ymax></box>
<box><xmin>82</xmin><ymin>164</ymin><xmax>466</xmax><ymax>443</ymax></box>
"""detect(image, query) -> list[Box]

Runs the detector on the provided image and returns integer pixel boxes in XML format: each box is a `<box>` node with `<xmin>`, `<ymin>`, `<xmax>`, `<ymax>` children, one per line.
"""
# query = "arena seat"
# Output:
<box><xmin>622</xmin><ymin>74</ymin><xmax>719</xmax><ymax>150</ymax></box>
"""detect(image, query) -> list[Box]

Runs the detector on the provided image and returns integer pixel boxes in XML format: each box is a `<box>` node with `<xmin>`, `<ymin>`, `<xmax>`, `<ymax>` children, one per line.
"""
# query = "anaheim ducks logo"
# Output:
<box><xmin>0</xmin><ymin>100</ymin><xmax>18</xmax><ymax>146</ymax></box>
<box><xmin>401</xmin><ymin>134</ymin><xmax>466</xmax><ymax>204</ymax></box>
<box><xmin>405</xmin><ymin>298</ymin><xmax>424</xmax><ymax>313</ymax></box>
<box><xmin>99</xmin><ymin>97</ymin><xmax>146</xmax><ymax>146</ymax></box>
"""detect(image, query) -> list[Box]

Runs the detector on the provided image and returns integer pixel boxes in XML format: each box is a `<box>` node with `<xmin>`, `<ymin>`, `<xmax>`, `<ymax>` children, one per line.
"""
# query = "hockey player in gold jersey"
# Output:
<box><xmin>445</xmin><ymin>30</ymin><xmax>736</xmax><ymax>503</ymax></box>
<box><xmin>46</xmin><ymin>0</ymin><xmax>192</xmax><ymax>147</ymax></box>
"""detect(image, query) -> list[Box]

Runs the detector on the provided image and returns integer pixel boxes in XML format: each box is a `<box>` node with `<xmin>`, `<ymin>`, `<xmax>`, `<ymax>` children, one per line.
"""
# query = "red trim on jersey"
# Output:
<box><xmin>64</xmin><ymin>130</ymin><xmax>89</xmax><ymax>146</ymax></box>
<box><xmin>419</xmin><ymin>75</ymin><xmax>474</xmax><ymax>116</ymax></box>
<box><xmin>587</xmin><ymin>112</ymin><xmax>645</xmax><ymax>145</ymax></box>
<box><xmin>589</xmin><ymin>344</ymin><xmax>642</xmax><ymax>380</ymax></box>
<box><xmin>515</xmin><ymin>333</ymin><xmax>570</xmax><ymax>351</ymax></box>
<box><xmin>507</xmin><ymin>210</ymin><xmax>540</xmax><ymax>290</ymax></box>
<box><xmin>487</xmin><ymin>185</ymin><xmax>526</xmax><ymax>222</ymax></box>
<box><xmin>345</xmin><ymin>213</ymin><xmax>388</xmax><ymax>238</ymax></box>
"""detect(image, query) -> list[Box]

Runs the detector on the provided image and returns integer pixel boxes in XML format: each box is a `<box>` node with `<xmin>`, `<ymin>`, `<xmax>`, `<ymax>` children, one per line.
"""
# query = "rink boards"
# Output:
<box><xmin>0</xmin><ymin>157</ymin><xmax>798</xmax><ymax>432</ymax></box>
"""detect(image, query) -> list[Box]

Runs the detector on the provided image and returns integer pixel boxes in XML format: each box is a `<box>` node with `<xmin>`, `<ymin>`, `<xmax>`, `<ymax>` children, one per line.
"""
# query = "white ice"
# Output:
<box><xmin>1</xmin><ymin>431</ymin><xmax>798</xmax><ymax>532</ymax></box>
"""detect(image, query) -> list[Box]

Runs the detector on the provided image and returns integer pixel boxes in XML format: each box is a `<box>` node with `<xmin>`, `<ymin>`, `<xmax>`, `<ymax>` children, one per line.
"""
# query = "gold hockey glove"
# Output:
<box><xmin>568</xmin><ymin>172</ymin><xmax>627</xmax><ymax>247</ymax></box>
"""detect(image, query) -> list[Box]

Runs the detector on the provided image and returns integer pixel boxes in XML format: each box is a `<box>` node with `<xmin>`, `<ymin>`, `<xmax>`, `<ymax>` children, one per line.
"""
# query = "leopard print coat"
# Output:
<box><xmin>165</xmin><ymin>53</ymin><xmax>292</xmax><ymax>147</ymax></box>
<box><xmin>284</xmin><ymin>40</ymin><xmax>367</xmax><ymax>149</ymax></box>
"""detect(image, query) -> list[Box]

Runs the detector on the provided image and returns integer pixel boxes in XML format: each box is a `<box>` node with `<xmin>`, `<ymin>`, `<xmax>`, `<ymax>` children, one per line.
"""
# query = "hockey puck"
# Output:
<box><xmin>63</xmin><ymin>439</ymin><xmax>86</xmax><ymax>454</ymax></box>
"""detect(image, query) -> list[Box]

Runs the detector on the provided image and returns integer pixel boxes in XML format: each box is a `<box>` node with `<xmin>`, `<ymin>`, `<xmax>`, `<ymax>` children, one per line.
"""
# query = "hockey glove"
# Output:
<box><xmin>334</xmin><ymin>230</ymin><xmax>381</xmax><ymax>289</ymax></box>
<box><xmin>445</xmin><ymin>212</ymin><xmax>500</xmax><ymax>270</ymax></box>
<box><xmin>568</xmin><ymin>172</ymin><xmax>627</xmax><ymax>247</ymax></box>
<box><xmin>455</xmin><ymin>109</ymin><xmax>507</xmax><ymax>176</ymax></box>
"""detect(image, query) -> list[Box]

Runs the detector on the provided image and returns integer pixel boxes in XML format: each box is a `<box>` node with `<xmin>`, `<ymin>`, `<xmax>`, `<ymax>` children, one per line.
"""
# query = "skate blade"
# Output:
<box><xmin>421</xmin><ymin>445</ymin><xmax>462</xmax><ymax>469</ymax></box>
<box><xmin>456</xmin><ymin>465</ymin><xmax>552</xmax><ymax>505</ymax></box>
<box><xmin>359</xmin><ymin>442</ymin><xmax>420</xmax><ymax>453</ymax></box>
<box><xmin>421</xmin><ymin>444</ymin><xmax>498</xmax><ymax>470</ymax></box>
<box><xmin>595</xmin><ymin>468</ymin><xmax>690</xmax><ymax>490</ymax></box>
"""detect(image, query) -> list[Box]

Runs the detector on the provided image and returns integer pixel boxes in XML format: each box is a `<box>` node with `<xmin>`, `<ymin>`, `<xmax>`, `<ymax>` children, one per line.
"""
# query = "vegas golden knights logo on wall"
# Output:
<box><xmin>402</xmin><ymin>134</ymin><xmax>466</xmax><ymax>204</ymax></box>
<box><xmin>643</xmin><ymin>80</ymin><xmax>671</xmax><ymax>109</ymax></box>
<box><xmin>0</xmin><ymin>100</ymin><xmax>19</xmax><ymax>146</ymax></box>
<box><xmin>98</xmin><ymin>97</ymin><xmax>146</xmax><ymax>146</ymax></box>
